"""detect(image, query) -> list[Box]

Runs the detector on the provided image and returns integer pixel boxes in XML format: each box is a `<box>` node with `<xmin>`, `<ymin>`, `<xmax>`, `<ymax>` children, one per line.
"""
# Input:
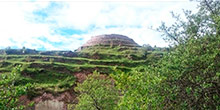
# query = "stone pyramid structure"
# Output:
<box><xmin>78</xmin><ymin>34</ymin><xmax>139</xmax><ymax>51</ymax></box>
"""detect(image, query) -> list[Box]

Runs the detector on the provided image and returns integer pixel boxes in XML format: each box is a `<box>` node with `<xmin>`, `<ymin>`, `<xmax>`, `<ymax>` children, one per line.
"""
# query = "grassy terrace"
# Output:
<box><xmin>0</xmin><ymin>53</ymin><xmax>146</xmax><ymax>96</ymax></box>
<box><xmin>0</xmin><ymin>55</ymin><xmax>147</xmax><ymax>70</ymax></box>
<box><xmin>0</xmin><ymin>46</ymin><xmax>164</xmax><ymax>98</ymax></box>
<box><xmin>78</xmin><ymin>46</ymin><xmax>148</xmax><ymax>60</ymax></box>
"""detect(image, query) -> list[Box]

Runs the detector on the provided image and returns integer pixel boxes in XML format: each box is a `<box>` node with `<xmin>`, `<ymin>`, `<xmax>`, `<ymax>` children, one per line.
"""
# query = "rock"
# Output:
<box><xmin>35</xmin><ymin>100</ymin><xmax>65</xmax><ymax>110</ymax></box>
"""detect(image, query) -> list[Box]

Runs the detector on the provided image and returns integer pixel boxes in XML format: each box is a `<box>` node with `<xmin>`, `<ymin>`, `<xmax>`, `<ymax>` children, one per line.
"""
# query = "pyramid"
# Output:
<box><xmin>78</xmin><ymin>34</ymin><xmax>139</xmax><ymax>51</ymax></box>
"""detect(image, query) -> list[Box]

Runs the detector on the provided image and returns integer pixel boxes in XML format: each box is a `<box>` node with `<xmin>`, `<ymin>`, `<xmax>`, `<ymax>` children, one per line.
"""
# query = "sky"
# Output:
<box><xmin>0</xmin><ymin>0</ymin><xmax>199</xmax><ymax>51</ymax></box>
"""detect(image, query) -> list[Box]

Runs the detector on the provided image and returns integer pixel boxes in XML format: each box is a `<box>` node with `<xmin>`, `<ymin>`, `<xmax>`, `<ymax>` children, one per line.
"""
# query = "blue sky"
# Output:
<box><xmin>0</xmin><ymin>0</ymin><xmax>198</xmax><ymax>50</ymax></box>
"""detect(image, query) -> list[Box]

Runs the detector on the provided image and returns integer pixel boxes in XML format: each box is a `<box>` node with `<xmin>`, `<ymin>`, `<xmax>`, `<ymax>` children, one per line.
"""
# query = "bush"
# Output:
<box><xmin>74</xmin><ymin>72</ymin><xmax>119</xmax><ymax>110</ymax></box>
<box><xmin>111</xmin><ymin>67</ymin><xmax>164</xmax><ymax>110</ymax></box>
<box><xmin>154</xmin><ymin>0</ymin><xmax>220</xmax><ymax>109</ymax></box>
<box><xmin>0</xmin><ymin>65</ymin><xmax>31</xmax><ymax>109</ymax></box>
<box><xmin>157</xmin><ymin>36</ymin><xmax>220</xmax><ymax>109</ymax></box>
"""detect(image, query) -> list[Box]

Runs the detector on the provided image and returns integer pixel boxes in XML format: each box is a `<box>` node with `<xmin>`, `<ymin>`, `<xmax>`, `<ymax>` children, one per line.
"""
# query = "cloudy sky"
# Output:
<box><xmin>0</xmin><ymin>0</ymin><xmax>198</xmax><ymax>51</ymax></box>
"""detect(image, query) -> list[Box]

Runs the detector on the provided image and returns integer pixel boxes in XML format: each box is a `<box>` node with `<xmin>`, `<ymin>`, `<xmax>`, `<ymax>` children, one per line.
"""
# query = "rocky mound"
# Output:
<box><xmin>78</xmin><ymin>34</ymin><xmax>139</xmax><ymax>51</ymax></box>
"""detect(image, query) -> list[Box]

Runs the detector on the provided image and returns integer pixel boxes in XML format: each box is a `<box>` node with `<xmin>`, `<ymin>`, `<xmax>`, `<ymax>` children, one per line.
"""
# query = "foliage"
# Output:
<box><xmin>111</xmin><ymin>0</ymin><xmax>220</xmax><ymax>109</ymax></box>
<box><xmin>19</xmin><ymin>67</ymin><xmax>76</xmax><ymax>94</ymax></box>
<box><xmin>78</xmin><ymin>45</ymin><xmax>149</xmax><ymax>60</ymax></box>
<box><xmin>111</xmin><ymin>67</ymin><xmax>164</xmax><ymax>110</ymax></box>
<box><xmin>0</xmin><ymin>65</ymin><xmax>31</xmax><ymax>109</ymax></box>
<box><xmin>158</xmin><ymin>0</ymin><xmax>220</xmax><ymax>45</ymax></box>
<box><xmin>155</xmin><ymin>0</ymin><xmax>220</xmax><ymax>109</ymax></box>
<box><xmin>74</xmin><ymin>72</ymin><xmax>119</xmax><ymax>110</ymax></box>
<box><xmin>157</xmin><ymin>36</ymin><xmax>220</xmax><ymax>109</ymax></box>
<box><xmin>113</xmin><ymin>34</ymin><xmax>220</xmax><ymax>110</ymax></box>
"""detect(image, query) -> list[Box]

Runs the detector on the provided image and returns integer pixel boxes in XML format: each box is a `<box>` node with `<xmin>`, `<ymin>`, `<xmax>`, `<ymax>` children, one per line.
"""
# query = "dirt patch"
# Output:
<box><xmin>33</xmin><ymin>90</ymin><xmax>76</xmax><ymax>104</ymax></box>
<box><xmin>19</xmin><ymin>95</ymin><xmax>32</xmax><ymax>106</ymax></box>
<box><xmin>74</xmin><ymin>72</ymin><xmax>91</xmax><ymax>83</ymax></box>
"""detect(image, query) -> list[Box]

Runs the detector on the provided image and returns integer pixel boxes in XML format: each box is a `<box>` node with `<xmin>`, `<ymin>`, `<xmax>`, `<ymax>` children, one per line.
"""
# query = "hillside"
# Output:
<box><xmin>0</xmin><ymin>34</ymin><xmax>165</xmax><ymax>109</ymax></box>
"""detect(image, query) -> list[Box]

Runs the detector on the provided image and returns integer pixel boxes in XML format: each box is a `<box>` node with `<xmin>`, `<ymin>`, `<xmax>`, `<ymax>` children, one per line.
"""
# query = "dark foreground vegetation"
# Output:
<box><xmin>0</xmin><ymin>0</ymin><xmax>220</xmax><ymax>109</ymax></box>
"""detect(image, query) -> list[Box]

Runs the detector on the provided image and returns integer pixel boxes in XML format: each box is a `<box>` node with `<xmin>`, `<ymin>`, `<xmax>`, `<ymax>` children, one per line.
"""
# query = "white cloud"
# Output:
<box><xmin>0</xmin><ymin>0</ymin><xmax>198</xmax><ymax>50</ymax></box>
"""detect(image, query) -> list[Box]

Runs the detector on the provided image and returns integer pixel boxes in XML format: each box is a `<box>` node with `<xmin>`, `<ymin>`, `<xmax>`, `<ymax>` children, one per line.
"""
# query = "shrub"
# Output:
<box><xmin>0</xmin><ymin>65</ymin><xmax>32</xmax><ymax>109</ymax></box>
<box><xmin>111</xmin><ymin>67</ymin><xmax>164</xmax><ymax>110</ymax></box>
<box><xmin>157</xmin><ymin>36</ymin><xmax>220</xmax><ymax>109</ymax></box>
<box><xmin>74</xmin><ymin>72</ymin><xmax>119</xmax><ymax>110</ymax></box>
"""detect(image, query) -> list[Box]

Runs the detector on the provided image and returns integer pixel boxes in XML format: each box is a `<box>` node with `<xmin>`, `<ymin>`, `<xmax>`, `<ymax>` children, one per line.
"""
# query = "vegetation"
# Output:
<box><xmin>155</xmin><ymin>0</ymin><xmax>220</xmax><ymax>109</ymax></box>
<box><xmin>0</xmin><ymin>65</ymin><xmax>32</xmax><ymax>109</ymax></box>
<box><xmin>78</xmin><ymin>45</ymin><xmax>148</xmax><ymax>60</ymax></box>
<box><xmin>1</xmin><ymin>0</ymin><xmax>219</xmax><ymax>109</ymax></box>
<box><xmin>158</xmin><ymin>35</ymin><xmax>220</xmax><ymax>109</ymax></box>
<box><xmin>74</xmin><ymin>72</ymin><xmax>119</xmax><ymax>110</ymax></box>
<box><xmin>74</xmin><ymin>0</ymin><xmax>220</xmax><ymax>109</ymax></box>
<box><xmin>111</xmin><ymin>67</ymin><xmax>162</xmax><ymax>109</ymax></box>
<box><xmin>0</xmin><ymin>45</ymin><xmax>155</xmax><ymax>109</ymax></box>
<box><xmin>111</xmin><ymin>0</ymin><xmax>220</xmax><ymax>109</ymax></box>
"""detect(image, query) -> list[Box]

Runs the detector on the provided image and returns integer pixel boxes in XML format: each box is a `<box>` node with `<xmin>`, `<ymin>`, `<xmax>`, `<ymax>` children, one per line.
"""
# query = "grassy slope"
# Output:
<box><xmin>0</xmin><ymin>46</ymin><xmax>164</xmax><ymax>98</ymax></box>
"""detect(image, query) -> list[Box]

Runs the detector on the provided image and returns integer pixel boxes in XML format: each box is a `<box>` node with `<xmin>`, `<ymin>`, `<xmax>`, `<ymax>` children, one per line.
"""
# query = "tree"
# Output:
<box><xmin>158</xmin><ymin>0</ymin><xmax>220</xmax><ymax>45</ymax></box>
<box><xmin>74</xmin><ymin>72</ymin><xmax>119</xmax><ymax>110</ymax></box>
<box><xmin>0</xmin><ymin>65</ymin><xmax>31</xmax><ymax>109</ymax></box>
<box><xmin>157</xmin><ymin>36</ymin><xmax>220</xmax><ymax>109</ymax></box>
<box><xmin>155</xmin><ymin>0</ymin><xmax>220</xmax><ymax>109</ymax></box>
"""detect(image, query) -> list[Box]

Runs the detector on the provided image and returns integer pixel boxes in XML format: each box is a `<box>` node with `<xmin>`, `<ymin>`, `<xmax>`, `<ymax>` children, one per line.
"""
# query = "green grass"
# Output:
<box><xmin>13</xmin><ymin>68</ymin><xmax>76</xmax><ymax>96</ymax></box>
<box><xmin>78</xmin><ymin>46</ymin><xmax>148</xmax><ymax>60</ymax></box>
<box><xmin>0</xmin><ymin>46</ymin><xmax>164</xmax><ymax>98</ymax></box>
